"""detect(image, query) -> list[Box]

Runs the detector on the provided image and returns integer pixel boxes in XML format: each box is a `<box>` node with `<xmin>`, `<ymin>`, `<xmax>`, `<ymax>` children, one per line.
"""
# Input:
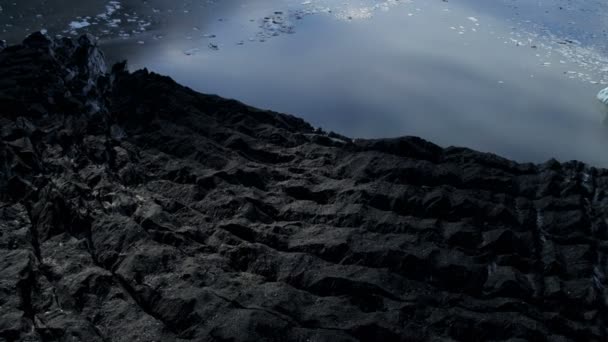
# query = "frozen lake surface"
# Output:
<box><xmin>2</xmin><ymin>0</ymin><xmax>608</xmax><ymax>165</ymax></box>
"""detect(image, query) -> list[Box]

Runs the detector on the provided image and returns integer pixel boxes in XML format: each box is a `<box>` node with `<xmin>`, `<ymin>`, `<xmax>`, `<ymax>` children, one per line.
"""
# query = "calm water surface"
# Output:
<box><xmin>2</xmin><ymin>0</ymin><xmax>608</xmax><ymax>165</ymax></box>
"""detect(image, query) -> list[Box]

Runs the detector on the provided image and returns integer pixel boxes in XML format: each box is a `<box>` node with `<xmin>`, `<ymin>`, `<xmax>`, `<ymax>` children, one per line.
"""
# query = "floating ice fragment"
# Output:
<box><xmin>597</xmin><ymin>87</ymin><xmax>608</xmax><ymax>105</ymax></box>
<box><xmin>467</xmin><ymin>16</ymin><xmax>478</xmax><ymax>23</ymax></box>
<box><xmin>107</xmin><ymin>19</ymin><xmax>121</xmax><ymax>27</ymax></box>
<box><xmin>69</xmin><ymin>21</ymin><xmax>91</xmax><ymax>29</ymax></box>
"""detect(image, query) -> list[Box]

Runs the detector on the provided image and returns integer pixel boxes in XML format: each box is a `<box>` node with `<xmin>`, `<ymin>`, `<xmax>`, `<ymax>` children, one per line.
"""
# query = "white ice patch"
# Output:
<box><xmin>597</xmin><ymin>87</ymin><xmax>608</xmax><ymax>105</ymax></box>
<box><xmin>107</xmin><ymin>19</ymin><xmax>121</xmax><ymax>28</ymax></box>
<box><xmin>504</xmin><ymin>22</ymin><xmax>608</xmax><ymax>85</ymax></box>
<box><xmin>98</xmin><ymin>1</ymin><xmax>122</xmax><ymax>25</ymax></box>
<box><xmin>67</xmin><ymin>1</ymin><xmax>124</xmax><ymax>34</ymax></box>
<box><xmin>97</xmin><ymin>1</ymin><xmax>121</xmax><ymax>20</ymax></box>
<box><xmin>69</xmin><ymin>21</ymin><xmax>91</xmax><ymax>29</ymax></box>
<box><xmin>301</xmin><ymin>0</ymin><xmax>412</xmax><ymax>22</ymax></box>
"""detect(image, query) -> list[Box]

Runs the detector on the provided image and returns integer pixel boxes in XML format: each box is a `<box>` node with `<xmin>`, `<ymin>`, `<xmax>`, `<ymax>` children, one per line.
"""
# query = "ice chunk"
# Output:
<box><xmin>69</xmin><ymin>21</ymin><xmax>91</xmax><ymax>29</ymax></box>
<box><xmin>597</xmin><ymin>87</ymin><xmax>608</xmax><ymax>105</ymax></box>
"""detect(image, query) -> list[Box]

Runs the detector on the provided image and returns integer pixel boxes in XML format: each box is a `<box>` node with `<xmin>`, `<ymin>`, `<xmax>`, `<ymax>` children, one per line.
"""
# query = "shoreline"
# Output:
<box><xmin>0</xmin><ymin>32</ymin><xmax>606</xmax><ymax>341</ymax></box>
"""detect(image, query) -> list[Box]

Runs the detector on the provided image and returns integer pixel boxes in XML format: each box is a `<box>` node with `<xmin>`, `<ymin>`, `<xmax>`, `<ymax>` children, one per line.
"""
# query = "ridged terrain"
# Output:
<box><xmin>0</xmin><ymin>32</ymin><xmax>607</xmax><ymax>341</ymax></box>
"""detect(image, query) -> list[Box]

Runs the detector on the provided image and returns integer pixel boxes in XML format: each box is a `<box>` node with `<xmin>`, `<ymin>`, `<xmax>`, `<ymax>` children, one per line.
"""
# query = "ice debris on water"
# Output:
<box><xmin>64</xmin><ymin>0</ymin><xmax>153</xmax><ymax>41</ymax></box>
<box><xmin>501</xmin><ymin>16</ymin><xmax>608</xmax><ymax>85</ymax></box>
<box><xmin>97</xmin><ymin>1</ymin><xmax>121</xmax><ymax>20</ymax></box>
<box><xmin>40</xmin><ymin>0</ymin><xmax>608</xmax><ymax>87</ymax></box>
<box><xmin>252</xmin><ymin>0</ymin><xmax>412</xmax><ymax>41</ymax></box>
<box><xmin>107</xmin><ymin>19</ymin><xmax>121</xmax><ymax>28</ymax></box>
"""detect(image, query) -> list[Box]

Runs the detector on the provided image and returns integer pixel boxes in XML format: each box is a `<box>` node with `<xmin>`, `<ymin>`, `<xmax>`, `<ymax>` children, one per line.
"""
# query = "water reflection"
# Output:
<box><xmin>103</xmin><ymin>1</ymin><xmax>608</xmax><ymax>165</ymax></box>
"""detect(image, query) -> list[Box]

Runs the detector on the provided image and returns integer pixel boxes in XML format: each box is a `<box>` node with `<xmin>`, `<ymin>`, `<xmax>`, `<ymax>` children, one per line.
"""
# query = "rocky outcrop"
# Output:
<box><xmin>0</xmin><ymin>32</ymin><xmax>607</xmax><ymax>342</ymax></box>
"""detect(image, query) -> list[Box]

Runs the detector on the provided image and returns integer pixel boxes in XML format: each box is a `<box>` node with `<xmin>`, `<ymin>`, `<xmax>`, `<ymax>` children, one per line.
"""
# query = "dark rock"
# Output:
<box><xmin>22</xmin><ymin>32</ymin><xmax>53</xmax><ymax>50</ymax></box>
<box><xmin>0</xmin><ymin>33</ymin><xmax>607</xmax><ymax>341</ymax></box>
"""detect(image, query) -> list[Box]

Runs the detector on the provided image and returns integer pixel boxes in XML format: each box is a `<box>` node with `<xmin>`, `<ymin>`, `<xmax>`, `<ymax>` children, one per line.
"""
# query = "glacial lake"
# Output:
<box><xmin>2</xmin><ymin>0</ymin><xmax>608</xmax><ymax>166</ymax></box>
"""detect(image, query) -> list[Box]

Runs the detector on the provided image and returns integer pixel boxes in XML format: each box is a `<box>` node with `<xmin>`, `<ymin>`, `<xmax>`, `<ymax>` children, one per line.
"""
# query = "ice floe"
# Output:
<box><xmin>597</xmin><ymin>87</ymin><xmax>608</xmax><ymax>105</ymax></box>
<box><xmin>69</xmin><ymin>21</ymin><xmax>91</xmax><ymax>30</ymax></box>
